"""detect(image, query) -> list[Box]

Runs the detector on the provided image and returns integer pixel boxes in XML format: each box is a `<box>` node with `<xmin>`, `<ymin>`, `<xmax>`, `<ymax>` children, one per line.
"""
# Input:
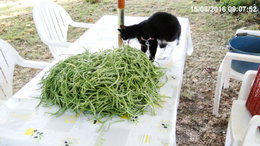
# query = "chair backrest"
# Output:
<box><xmin>0</xmin><ymin>40</ymin><xmax>20</xmax><ymax>99</ymax></box>
<box><xmin>33</xmin><ymin>0</ymin><xmax>72</xmax><ymax>57</ymax></box>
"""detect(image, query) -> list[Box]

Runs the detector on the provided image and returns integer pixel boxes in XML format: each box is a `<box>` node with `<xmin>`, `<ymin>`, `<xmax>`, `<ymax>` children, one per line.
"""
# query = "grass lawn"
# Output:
<box><xmin>0</xmin><ymin>0</ymin><xmax>259</xmax><ymax>145</ymax></box>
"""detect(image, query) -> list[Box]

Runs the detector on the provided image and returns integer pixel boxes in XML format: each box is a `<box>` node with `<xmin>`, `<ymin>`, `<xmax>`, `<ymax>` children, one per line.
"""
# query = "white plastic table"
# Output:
<box><xmin>0</xmin><ymin>15</ymin><xmax>193</xmax><ymax>146</ymax></box>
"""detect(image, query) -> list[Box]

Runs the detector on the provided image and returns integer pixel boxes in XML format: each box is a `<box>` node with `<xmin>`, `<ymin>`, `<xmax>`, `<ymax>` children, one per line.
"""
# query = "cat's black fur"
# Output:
<box><xmin>118</xmin><ymin>12</ymin><xmax>181</xmax><ymax>60</ymax></box>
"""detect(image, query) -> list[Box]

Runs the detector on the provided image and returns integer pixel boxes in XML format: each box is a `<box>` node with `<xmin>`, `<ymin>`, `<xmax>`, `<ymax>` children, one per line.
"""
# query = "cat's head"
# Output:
<box><xmin>118</xmin><ymin>25</ymin><xmax>133</xmax><ymax>40</ymax></box>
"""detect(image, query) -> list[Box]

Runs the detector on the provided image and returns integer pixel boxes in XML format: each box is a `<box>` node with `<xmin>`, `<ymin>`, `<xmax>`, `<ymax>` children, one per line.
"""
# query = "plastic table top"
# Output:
<box><xmin>0</xmin><ymin>15</ymin><xmax>193</xmax><ymax>146</ymax></box>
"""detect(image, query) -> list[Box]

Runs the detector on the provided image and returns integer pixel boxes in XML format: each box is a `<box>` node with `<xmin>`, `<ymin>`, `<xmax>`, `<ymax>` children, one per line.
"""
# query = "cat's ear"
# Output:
<box><xmin>117</xmin><ymin>29</ymin><xmax>121</xmax><ymax>32</ymax></box>
<box><xmin>120</xmin><ymin>25</ymin><xmax>126</xmax><ymax>29</ymax></box>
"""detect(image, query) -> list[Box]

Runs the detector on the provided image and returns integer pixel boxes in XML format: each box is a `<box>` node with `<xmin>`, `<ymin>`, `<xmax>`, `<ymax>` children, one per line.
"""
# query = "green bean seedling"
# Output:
<box><xmin>39</xmin><ymin>45</ymin><xmax>165</xmax><ymax>122</ymax></box>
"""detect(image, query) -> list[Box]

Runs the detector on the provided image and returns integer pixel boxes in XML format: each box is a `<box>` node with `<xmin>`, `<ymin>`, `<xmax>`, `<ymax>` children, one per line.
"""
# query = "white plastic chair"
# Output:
<box><xmin>0</xmin><ymin>39</ymin><xmax>49</xmax><ymax>102</ymax></box>
<box><xmin>213</xmin><ymin>29</ymin><xmax>260</xmax><ymax>115</ymax></box>
<box><xmin>225</xmin><ymin>70</ymin><xmax>260</xmax><ymax>146</ymax></box>
<box><xmin>33</xmin><ymin>0</ymin><xmax>93</xmax><ymax>58</ymax></box>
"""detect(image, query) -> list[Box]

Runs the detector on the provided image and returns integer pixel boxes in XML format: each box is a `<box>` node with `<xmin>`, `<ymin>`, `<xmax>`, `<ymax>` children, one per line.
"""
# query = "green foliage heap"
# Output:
<box><xmin>39</xmin><ymin>46</ymin><xmax>165</xmax><ymax>121</ymax></box>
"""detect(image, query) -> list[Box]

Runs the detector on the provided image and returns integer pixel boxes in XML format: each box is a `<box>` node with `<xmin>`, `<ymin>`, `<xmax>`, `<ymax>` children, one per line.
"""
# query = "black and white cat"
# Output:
<box><xmin>118</xmin><ymin>12</ymin><xmax>181</xmax><ymax>60</ymax></box>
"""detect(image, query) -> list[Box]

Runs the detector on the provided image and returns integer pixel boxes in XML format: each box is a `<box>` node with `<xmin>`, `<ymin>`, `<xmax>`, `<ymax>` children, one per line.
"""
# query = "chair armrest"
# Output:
<box><xmin>221</xmin><ymin>52</ymin><xmax>260</xmax><ymax>84</ymax></box>
<box><xmin>238</xmin><ymin>70</ymin><xmax>257</xmax><ymax>100</ymax></box>
<box><xmin>17</xmin><ymin>59</ymin><xmax>50</xmax><ymax>69</ymax></box>
<box><xmin>225</xmin><ymin>52</ymin><xmax>260</xmax><ymax>63</ymax></box>
<box><xmin>42</xmin><ymin>39</ymin><xmax>72</xmax><ymax>48</ymax></box>
<box><xmin>70</xmin><ymin>21</ymin><xmax>93</xmax><ymax>28</ymax></box>
<box><xmin>242</xmin><ymin>115</ymin><xmax>260</xmax><ymax>146</ymax></box>
<box><xmin>222</xmin><ymin>52</ymin><xmax>260</xmax><ymax>73</ymax></box>
<box><xmin>236</xmin><ymin>29</ymin><xmax>260</xmax><ymax>37</ymax></box>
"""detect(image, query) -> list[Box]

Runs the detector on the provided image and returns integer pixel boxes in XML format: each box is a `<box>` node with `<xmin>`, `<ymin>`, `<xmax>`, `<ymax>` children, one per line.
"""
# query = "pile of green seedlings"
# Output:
<box><xmin>39</xmin><ymin>46</ymin><xmax>165</xmax><ymax>121</ymax></box>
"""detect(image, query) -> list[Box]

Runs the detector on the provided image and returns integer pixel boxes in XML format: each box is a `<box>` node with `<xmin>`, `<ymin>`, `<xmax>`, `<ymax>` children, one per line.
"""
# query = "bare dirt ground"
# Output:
<box><xmin>1</xmin><ymin>0</ymin><xmax>259</xmax><ymax>145</ymax></box>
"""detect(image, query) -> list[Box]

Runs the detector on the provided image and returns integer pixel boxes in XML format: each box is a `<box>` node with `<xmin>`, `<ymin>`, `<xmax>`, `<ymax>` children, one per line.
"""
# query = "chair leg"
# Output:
<box><xmin>225</xmin><ymin>120</ymin><xmax>232</xmax><ymax>146</ymax></box>
<box><xmin>224</xmin><ymin>76</ymin><xmax>230</xmax><ymax>89</ymax></box>
<box><xmin>213</xmin><ymin>71</ymin><xmax>224</xmax><ymax>115</ymax></box>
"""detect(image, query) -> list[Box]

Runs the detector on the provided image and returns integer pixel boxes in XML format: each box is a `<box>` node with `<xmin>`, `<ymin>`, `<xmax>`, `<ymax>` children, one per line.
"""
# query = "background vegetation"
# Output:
<box><xmin>0</xmin><ymin>0</ymin><xmax>259</xmax><ymax>145</ymax></box>
<box><xmin>220</xmin><ymin>0</ymin><xmax>259</xmax><ymax>7</ymax></box>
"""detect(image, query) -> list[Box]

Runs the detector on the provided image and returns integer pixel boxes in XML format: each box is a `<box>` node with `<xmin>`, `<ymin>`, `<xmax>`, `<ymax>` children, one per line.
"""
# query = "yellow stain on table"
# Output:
<box><xmin>64</xmin><ymin>116</ymin><xmax>77</xmax><ymax>123</ymax></box>
<box><xmin>24</xmin><ymin>128</ymin><xmax>36</xmax><ymax>136</ymax></box>
<box><xmin>141</xmin><ymin>134</ymin><xmax>151</xmax><ymax>144</ymax></box>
